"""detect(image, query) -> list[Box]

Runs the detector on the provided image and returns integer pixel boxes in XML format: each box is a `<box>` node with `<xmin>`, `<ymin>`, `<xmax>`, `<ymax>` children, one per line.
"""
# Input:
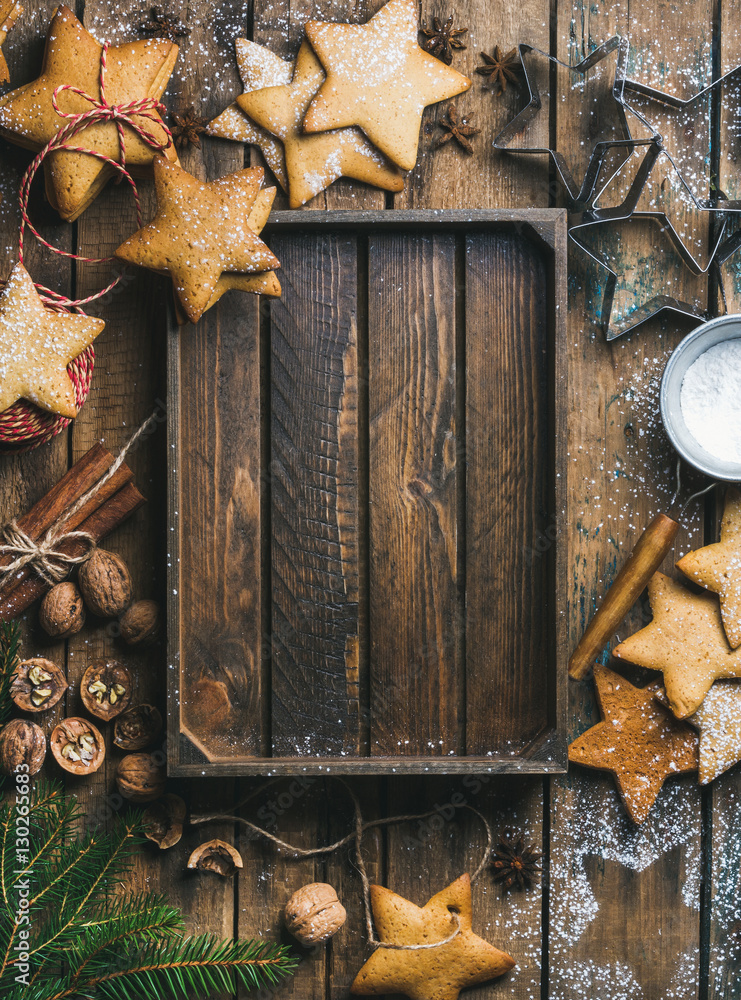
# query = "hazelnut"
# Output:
<box><xmin>38</xmin><ymin>582</ymin><xmax>86</xmax><ymax>638</ymax></box>
<box><xmin>143</xmin><ymin>793</ymin><xmax>186</xmax><ymax>849</ymax></box>
<box><xmin>11</xmin><ymin>658</ymin><xmax>68</xmax><ymax>713</ymax></box>
<box><xmin>78</xmin><ymin>548</ymin><xmax>132</xmax><ymax>618</ymax></box>
<box><xmin>113</xmin><ymin>704</ymin><xmax>162</xmax><ymax>750</ymax></box>
<box><xmin>50</xmin><ymin>718</ymin><xmax>105</xmax><ymax>775</ymax></box>
<box><xmin>284</xmin><ymin>883</ymin><xmax>346</xmax><ymax>946</ymax></box>
<box><xmin>0</xmin><ymin>719</ymin><xmax>46</xmax><ymax>776</ymax></box>
<box><xmin>119</xmin><ymin>600</ymin><xmax>160</xmax><ymax>646</ymax></box>
<box><xmin>80</xmin><ymin>659</ymin><xmax>133</xmax><ymax>721</ymax></box>
<box><xmin>187</xmin><ymin>839</ymin><xmax>243</xmax><ymax>876</ymax></box>
<box><xmin>116</xmin><ymin>753</ymin><xmax>166</xmax><ymax>802</ymax></box>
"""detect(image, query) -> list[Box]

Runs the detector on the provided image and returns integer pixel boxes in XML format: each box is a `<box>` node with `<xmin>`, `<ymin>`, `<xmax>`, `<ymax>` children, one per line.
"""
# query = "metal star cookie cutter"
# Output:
<box><xmin>618</xmin><ymin>63</ymin><xmax>741</xmax><ymax>211</ymax></box>
<box><xmin>572</xmin><ymin>139</ymin><xmax>731</xmax><ymax>276</ymax></box>
<box><xmin>569</xmin><ymin>181</ymin><xmax>737</xmax><ymax>340</ymax></box>
<box><xmin>493</xmin><ymin>36</ymin><xmax>655</xmax><ymax>208</ymax></box>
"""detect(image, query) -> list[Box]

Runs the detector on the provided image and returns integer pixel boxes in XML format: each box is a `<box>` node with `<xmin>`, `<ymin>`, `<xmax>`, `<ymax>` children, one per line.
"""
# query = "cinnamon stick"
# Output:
<box><xmin>568</xmin><ymin>513</ymin><xmax>680</xmax><ymax>680</ymax></box>
<box><xmin>0</xmin><ymin>462</ymin><xmax>134</xmax><ymax>604</ymax></box>
<box><xmin>0</xmin><ymin>443</ymin><xmax>114</xmax><ymax>574</ymax></box>
<box><xmin>0</xmin><ymin>482</ymin><xmax>146</xmax><ymax>621</ymax></box>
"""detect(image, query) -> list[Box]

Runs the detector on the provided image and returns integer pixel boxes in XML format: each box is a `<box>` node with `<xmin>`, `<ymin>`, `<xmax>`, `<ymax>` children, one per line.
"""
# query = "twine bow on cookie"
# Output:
<box><xmin>17</xmin><ymin>41</ymin><xmax>173</xmax><ymax>311</ymax></box>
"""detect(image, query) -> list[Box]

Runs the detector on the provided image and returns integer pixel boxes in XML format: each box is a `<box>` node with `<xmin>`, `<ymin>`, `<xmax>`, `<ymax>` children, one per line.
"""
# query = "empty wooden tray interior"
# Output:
<box><xmin>167</xmin><ymin>209</ymin><xmax>568</xmax><ymax>775</ymax></box>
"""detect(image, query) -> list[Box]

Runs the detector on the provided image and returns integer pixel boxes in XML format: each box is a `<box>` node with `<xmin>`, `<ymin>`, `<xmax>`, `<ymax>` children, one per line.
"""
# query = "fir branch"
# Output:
<box><xmin>0</xmin><ymin>787</ymin><xmax>298</xmax><ymax>1000</ymax></box>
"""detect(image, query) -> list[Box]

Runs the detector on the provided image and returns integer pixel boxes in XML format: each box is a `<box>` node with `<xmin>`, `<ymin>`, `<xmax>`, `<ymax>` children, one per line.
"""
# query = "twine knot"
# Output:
<box><xmin>0</xmin><ymin>521</ymin><xmax>95</xmax><ymax>587</ymax></box>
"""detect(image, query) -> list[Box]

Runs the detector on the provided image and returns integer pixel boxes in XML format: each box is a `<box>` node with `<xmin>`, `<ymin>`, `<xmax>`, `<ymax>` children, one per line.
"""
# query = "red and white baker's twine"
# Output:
<box><xmin>1</xmin><ymin>41</ymin><xmax>173</xmax><ymax>451</ymax></box>
<box><xmin>19</xmin><ymin>39</ymin><xmax>173</xmax><ymax>310</ymax></box>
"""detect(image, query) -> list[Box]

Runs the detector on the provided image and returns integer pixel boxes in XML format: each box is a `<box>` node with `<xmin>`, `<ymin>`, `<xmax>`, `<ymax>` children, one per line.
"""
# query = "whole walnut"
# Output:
<box><xmin>284</xmin><ymin>883</ymin><xmax>346</xmax><ymax>946</ymax></box>
<box><xmin>39</xmin><ymin>582</ymin><xmax>86</xmax><ymax>637</ymax></box>
<box><xmin>119</xmin><ymin>600</ymin><xmax>160</xmax><ymax>646</ymax></box>
<box><xmin>0</xmin><ymin>720</ymin><xmax>46</xmax><ymax>776</ymax></box>
<box><xmin>116</xmin><ymin>753</ymin><xmax>166</xmax><ymax>802</ymax></box>
<box><xmin>78</xmin><ymin>549</ymin><xmax>132</xmax><ymax>618</ymax></box>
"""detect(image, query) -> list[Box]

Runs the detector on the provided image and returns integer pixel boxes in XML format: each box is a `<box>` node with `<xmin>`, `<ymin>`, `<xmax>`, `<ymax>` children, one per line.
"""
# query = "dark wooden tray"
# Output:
<box><xmin>167</xmin><ymin>208</ymin><xmax>568</xmax><ymax>775</ymax></box>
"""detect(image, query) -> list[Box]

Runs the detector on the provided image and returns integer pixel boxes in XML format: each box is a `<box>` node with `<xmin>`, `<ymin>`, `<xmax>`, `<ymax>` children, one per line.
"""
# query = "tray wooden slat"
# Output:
<box><xmin>368</xmin><ymin>232</ymin><xmax>460</xmax><ymax>756</ymax></box>
<box><xmin>169</xmin><ymin>208</ymin><xmax>567</xmax><ymax>774</ymax></box>
<box><xmin>465</xmin><ymin>230</ymin><xmax>553</xmax><ymax>753</ymax></box>
<box><xmin>270</xmin><ymin>231</ymin><xmax>361</xmax><ymax>757</ymax></box>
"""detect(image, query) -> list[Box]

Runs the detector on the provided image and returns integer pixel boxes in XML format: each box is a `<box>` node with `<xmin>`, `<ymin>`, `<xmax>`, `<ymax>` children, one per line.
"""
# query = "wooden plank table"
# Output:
<box><xmin>0</xmin><ymin>1</ymin><xmax>738</xmax><ymax>998</ymax></box>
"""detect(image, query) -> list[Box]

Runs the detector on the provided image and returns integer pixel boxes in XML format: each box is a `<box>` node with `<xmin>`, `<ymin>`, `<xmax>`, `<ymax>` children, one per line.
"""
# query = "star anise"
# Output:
<box><xmin>476</xmin><ymin>46</ymin><xmax>521</xmax><ymax>94</ymax></box>
<box><xmin>420</xmin><ymin>15</ymin><xmax>467</xmax><ymax>65</ymax></box>
<box><xmin>170</xmin><ymin>107</ymin><xmax>208</xmax><ymax>148</ymax></box>
<box><xmin>137</xmin><ymin>6</ymin><xmax>190</xmax><ymax>42</ymax></box>
<box><xmin>434</xmin><ymin>104</ymin><xmax>480</xmax><ymax>154</ymax></box>
<box><xmin>490</xmin><ymin>828</ymin><xmax>542</xmax><ymax>890</ymax></box>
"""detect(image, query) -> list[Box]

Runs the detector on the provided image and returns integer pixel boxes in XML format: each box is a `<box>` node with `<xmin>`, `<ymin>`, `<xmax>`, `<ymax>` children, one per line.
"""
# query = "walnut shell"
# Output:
<box><xmin>50</xmin><ymin>718</ymin><xmax>105</xmax><ymax>775</ymax></box>
<box><xmin>113</xmin><ymin>704</ymin><xmax>162</xmax><ymax>750</ymax></box>
<box><xmin>119</xmin><ymin>600</ymin><xmax>160</xmax><ymax>646</ymax></box>
<box><xmin>284</xmin><ymin>883</ymin><xmax>346</xmax><ymax>945</ymax></box>
<box><xmin>143</xmin><ymin>793</ymin><xmax>186</xmax><ymax>849</ymax></box>
<box><xmin>80</xmin><ymin>659</ymin><xmax>133</xmax><ymax>721</ymax></box>
<box><xmin>187</xmin><ymin>839</ymin><xmax>244</xmax><ymax>876</ymax></box>
<box><xmin>116</xmin><ymin>753</ymin><xmax>166</xmax><ymax>802</ymax></box>
<box><xmin>39</xmin><ymin>582</ymin><xmax>86</xmax><ymax>638</ymax></box>
<box><xmin>10</xmin><ymin>657</ymin><xmax>68</xmax><ymax>713</ymax></box>
<box><xmin>0</xmin><ymin>719</ymin><xmax>46</xmax><ymax>776</ymax></box>
<box><xmin>78</xmin><ymin>548</ymin><xmax>132</xmax><ymax>618</ymax></box>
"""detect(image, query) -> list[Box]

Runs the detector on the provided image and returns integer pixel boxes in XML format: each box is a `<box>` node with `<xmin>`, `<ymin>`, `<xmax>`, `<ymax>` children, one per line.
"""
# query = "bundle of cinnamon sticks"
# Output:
<box><xmin>0</xmin><ymin>443</ymin><xmax>146</xmax><ymax>621</ymax></box>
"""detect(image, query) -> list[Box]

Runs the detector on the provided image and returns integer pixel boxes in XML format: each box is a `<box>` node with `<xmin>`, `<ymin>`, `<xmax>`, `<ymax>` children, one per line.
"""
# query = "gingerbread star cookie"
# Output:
<box><xmin>238</xmin><ymin>40</ymin><xmax>404</xmax><ymax>207</ymax></box>
<box><xmin>351</xmin><ymin>874</ymin><xmax>514</xmax><ymax>1000</ymax></box>
<box><xmin>206</xmin><ymin>39</ymin><xmax>292</xmax><ymax>190</ymax></box>
<box><xmin>677</xmin><ymin>488</ymin><xmax>741</xmax><ymax>648</ymax></box>
<box><xmin>0</xmin><ymin>5</ymin><xmax>178</xmax><ymax>222</ymax></box>
<box><xmin>171</xmin><ymin>186</ymin><xmax>281</xmax><ymax>325</ymax></box>
<box><xmin>613</xmin><ymin>572</ymin><xmax>741</xmax><ymax>718</ymax></box>
<box><xmin>303</xmin><ymin>0</ymin><xmax>471</xmax><ymax>170</ymax></box>
<box><xmin>0</xmin><ymin>262</ymin><xmax>104</xmax><ymax>418</ymax></box>
<box><xmin>116</xmin><ymin>157</ymin><xmax>280</xmax><ymax>324</ymax></box>
<box><xmin>0</xmin><ymin>1</ymin><xmax>22</xmax><ymax>84</ymax></box>
<box><xmin>685</xmin><ymin>680</ymin><xmax>741</xmax><ymax>784</ymax></box>
<box><xmin>568</xmin><ymin>665</ymin><xmax>698</xmax><ymax>824</ymax></box>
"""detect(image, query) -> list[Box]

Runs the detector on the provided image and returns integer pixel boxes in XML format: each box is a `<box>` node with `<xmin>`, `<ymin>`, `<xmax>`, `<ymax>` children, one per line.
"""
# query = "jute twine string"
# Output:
<box><xmin>0</xmin><ymin>410</ymin><xmax>160</xmax><ymax>588</ymax></box>
<box><xmin>17</xmin><ymin>40</ymin><xmax>173</xmax><ymax>312</ymax></box>
<box><xmin>190</xmin><ymin>777</ymin><xmax>493</xmax><ymax>951</ymax></box>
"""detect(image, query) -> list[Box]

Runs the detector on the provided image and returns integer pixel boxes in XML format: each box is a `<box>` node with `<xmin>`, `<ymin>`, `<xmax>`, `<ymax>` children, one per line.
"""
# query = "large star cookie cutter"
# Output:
<box><xmin>493</xmin><ymin>36</ymin><xmax>655</xmax><ymax>208</ymax></box>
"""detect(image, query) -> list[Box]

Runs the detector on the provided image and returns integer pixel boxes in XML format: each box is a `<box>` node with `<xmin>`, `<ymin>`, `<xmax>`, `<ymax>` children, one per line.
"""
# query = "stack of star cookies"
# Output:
<box><xmin>207</xmin><ymin>0</ymin><xmax>471</xmax><ymax>208</ymax></box>
<box><xmin>569</xmin><ymin>489</ymin><xmax>741</xmax><ymax>823</ymax></box>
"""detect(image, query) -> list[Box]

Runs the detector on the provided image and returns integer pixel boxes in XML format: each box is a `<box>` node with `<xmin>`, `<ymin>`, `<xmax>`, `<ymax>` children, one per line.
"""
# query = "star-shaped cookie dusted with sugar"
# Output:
<box><xmin>0</xmin><ymin>5</ymin><xmax>178</xmax><ymax>222</ymax></box>
<box><xmin>303</xmin><ymin>0</ymin><xmax>471</xmax><ymax>170</ymax></box>
<box><xmin>350</xmin><ymin>874</ymin><xmax>514</xmax><ymax>1000</ymax></box>
<box><xmin>170</xmin><ymin>186</ymin><xmax>281</xmax><ymax>325</ymax></box>
<box><xmin>685</xmin><ymin>680</ymin><xmax>741</xmax><ymax>784</ymax></box>
<box><xmin>206</xmin><ymin>38</ymin><xmax>292</xmax><ymax>190</ymax></box>
<box><xmin>115</xmin><ymin>157</ymin><xmax>280</xmax><ymax>324</ymax></box>
<box><xmin>613</xmin><ymin>572</ymin><xmax>741</xmax><ymax>718</ymax></box>
<box><xmin>238</xmin><ymin>40</ymin><xmax>404</xmax><ymax>208</ymax></box>
<box><xmin>0</xmin><ymin>262</ymin><xmax>104</xmax><ymax>418</ymax></box>
<box><xmin>677</xmin><ymin>488</ymin><xmax>741</xmax><ymax>649</ymax></box>
<box><xmin>568</xmin><ymin>664</ymin><xmax>698</xmax><ymax>824</ymax></box>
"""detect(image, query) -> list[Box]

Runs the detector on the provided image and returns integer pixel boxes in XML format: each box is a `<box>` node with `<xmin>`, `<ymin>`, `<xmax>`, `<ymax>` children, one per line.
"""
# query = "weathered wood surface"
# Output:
<box><xmin>0</xmin><ymin>0</ymin><xmax>738</xmax><ymax>998</ymax></box>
